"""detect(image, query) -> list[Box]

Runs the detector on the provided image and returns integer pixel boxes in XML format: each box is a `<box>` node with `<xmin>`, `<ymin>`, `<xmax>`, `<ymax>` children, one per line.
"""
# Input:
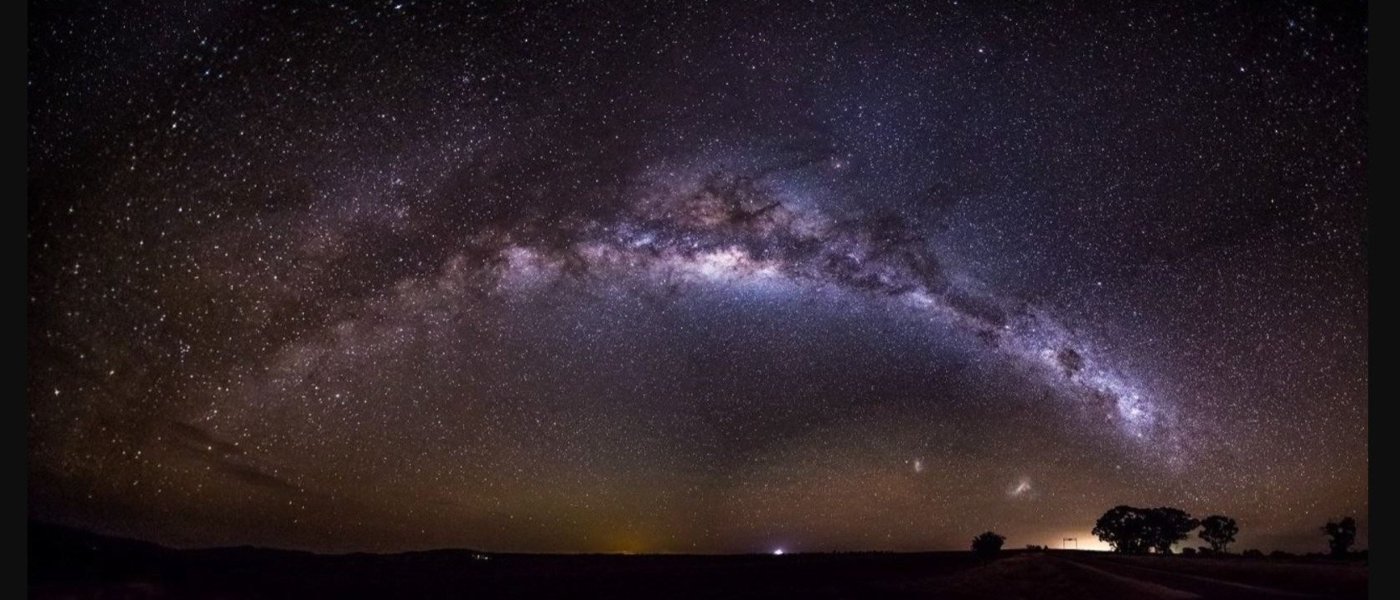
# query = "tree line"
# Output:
<box><xmin>971</xmin><ymin>507</ymin><xmax>1359</xmax><ymax>558</ymax></box>
<box><xmin>1090</xmin><ymin>505</ymin><xmax>1359</xmax><ymax>557</ymax></box>
<box><xmin>1091</xmin><ymin>506</ymin><xmax>1235</xmax><ymax>554</ymax></box>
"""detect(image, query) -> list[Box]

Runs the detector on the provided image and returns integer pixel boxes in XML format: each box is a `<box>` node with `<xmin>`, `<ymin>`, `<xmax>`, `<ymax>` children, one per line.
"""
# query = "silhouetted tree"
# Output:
<box><xmin>1242</xmin><ymin>549</ymin><xmax>1263</xmax><ymax>558</ymax></box>
<box><xmin>1094</xmin><ymin>505</ymin><xmax>1198</xmax><ymax>554</ymax></box>
<box><xmin>1144</xmin><ymin>507</ymin><xmax>1198</xmax><ymax>554</ymax></box>
<box><xmin>1198</xmin><ymin>515</ymin><xmax>1239</xmax><ymax>553</ymax></box>
<box><xmin>971</xmin><ymin>531</ymin><xmax>1005</xmax><ymax>557</ymax></box>
<box><xmin>1093</xmin><ymin>505</ymin><xmax>1152</xmax><ymax>554</ymax></box>
<box><xmin>1181</xmin><ymin>547</ymin><xmax>1197</xmax><ymax>556</ymax></box>
<box><xmin>1322</xmin><ymin>517</ymin><xmax>1357</xmax><ymax>557</ymax></box>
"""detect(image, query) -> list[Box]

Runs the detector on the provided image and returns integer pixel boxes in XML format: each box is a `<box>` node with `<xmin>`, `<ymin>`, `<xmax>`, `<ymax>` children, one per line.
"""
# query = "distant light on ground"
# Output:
<box><xmin>1051</xmin><ymin>532</ymin><xmax>1113</xmax><ymax>552</ymax></box>
<box><xmin>772</xmin><ymin>548</ymin><xmax>785</xmax><ymax>556</ymax></box>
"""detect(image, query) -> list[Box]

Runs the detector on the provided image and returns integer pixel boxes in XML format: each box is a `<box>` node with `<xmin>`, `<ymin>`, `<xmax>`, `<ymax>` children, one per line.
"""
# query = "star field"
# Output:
<box><xmin>28</xmin><ymin>1</ymin><xmax>1366</xmax><ymax>554</ymax></box>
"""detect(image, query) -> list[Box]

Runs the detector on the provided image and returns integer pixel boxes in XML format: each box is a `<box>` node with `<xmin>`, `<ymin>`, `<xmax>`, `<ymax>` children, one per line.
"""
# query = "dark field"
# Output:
<box><xmin>30</xmin><ymin>524</ymin><xmax>1367</xmax><ymax>599</ymax></box>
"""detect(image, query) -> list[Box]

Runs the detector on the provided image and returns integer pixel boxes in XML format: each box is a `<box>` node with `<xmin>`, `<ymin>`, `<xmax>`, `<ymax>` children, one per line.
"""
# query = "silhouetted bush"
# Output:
<box><xmin>1242</xmin><ymin>549</ymin><xmax>1264</xmax><ymax>558</ymax></box>
<box><xmin>1025</xmin><ymin>544</ymin><xmax>1045</xmax><ymax>551</ymax></box>
<box><xmin>971</xmin><ymin>532</ymin><xmax>1005</xmax><ymax>557</ymax></box>
<box><xmin>1270</xmin><ymin>550</ymin><xmax>1295</xmax><ymax>559</ymax></box>
<box><xmin>1181</xmin><ymin>547</ymin><xmax>1196</xmax><ymax>556</ymax></box>
<box><xmin>1322</xmin><ymin>517</ymin><xmax>1357</xmax><ymax>557</ymax></box>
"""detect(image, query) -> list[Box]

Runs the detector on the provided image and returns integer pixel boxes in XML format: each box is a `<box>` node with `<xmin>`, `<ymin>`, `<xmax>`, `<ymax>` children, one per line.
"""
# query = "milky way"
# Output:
<box><xmin>400</xmin><ymin>165</ymin><xmax>1176</xmax><ymax>450</ymax></box>
<box><xmin>29</xmin><ymin>1</ymin><xmax>1366</xmax><ymax>554</ymax></box>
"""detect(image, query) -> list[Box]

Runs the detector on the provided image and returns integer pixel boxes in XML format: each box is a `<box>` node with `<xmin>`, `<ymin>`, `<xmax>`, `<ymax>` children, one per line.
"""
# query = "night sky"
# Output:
<box><xmin>28</xmin><ymin>1</ymin><xmax>1367</xmax><ymax>554</ymax></box>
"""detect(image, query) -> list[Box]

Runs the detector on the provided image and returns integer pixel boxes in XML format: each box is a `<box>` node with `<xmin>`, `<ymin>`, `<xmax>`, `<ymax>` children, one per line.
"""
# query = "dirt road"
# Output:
<box><xmin>1046</xmin><ymin>553</ymin><xmax>1364</xmax><ymax>600</ymax></box>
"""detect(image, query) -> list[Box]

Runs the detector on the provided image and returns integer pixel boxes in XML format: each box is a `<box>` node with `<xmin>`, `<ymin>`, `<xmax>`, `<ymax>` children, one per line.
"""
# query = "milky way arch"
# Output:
<box><xmin>29</xmin><ymin>0</ymin><xmax>1368</xmax><ymax>553</ymax></box>
<box><xmin>291</xmin><ymin>163</ymin><xmax>1183</xmax><ymax>463</ymax></box>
